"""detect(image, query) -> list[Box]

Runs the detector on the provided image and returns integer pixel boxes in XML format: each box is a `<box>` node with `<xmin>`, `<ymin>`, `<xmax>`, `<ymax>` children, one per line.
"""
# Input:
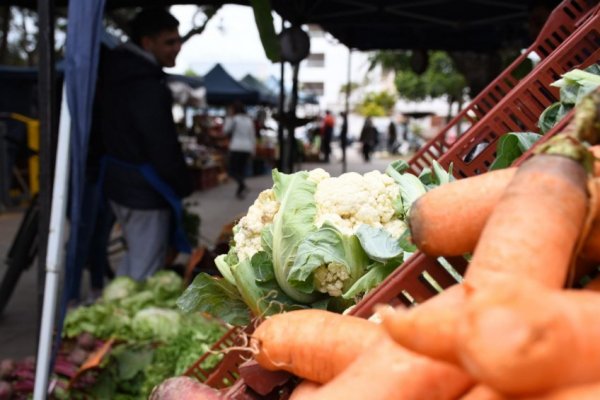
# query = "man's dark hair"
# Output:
<box><xmin>130</xmin><ymin>8</ymin><xmax>179</xmax><ymax>45</ymax></box>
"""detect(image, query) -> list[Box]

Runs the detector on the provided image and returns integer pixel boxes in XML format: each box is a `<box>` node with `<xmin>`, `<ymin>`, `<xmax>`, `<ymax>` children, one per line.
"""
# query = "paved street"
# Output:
<box><xmin>0</xmin><ymin>143</ymin><xmax>400</xmax><ymax>361</ymax></box>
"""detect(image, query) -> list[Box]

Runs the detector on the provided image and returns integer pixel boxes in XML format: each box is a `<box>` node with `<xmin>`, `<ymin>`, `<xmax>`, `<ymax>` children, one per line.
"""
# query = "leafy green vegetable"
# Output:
<box><xmin>177</xmin><ymin>272</ymin><xmax>251</xmax><ymax>326</ymax></box>
<box><xmin>489</xmin><ymin>132</ymin><xmax>542</xmax><ymax>170</ymax></box>
<box><xmin>342</xmin><ymin>262</ymin><xmax>397</xmax><ymax>300</ymax></box>
<box><xmin>131</xmin><ymin>307</ymin><xmax>181</xmax><ymax>342</ymax></box>
<box><xmin>102</xmin><ymin>277</ymin><xmax>139</xmax><ymax>302</ymax></box>
<box><xmin>538</xmin><ymin>64</ymin><xmax>600</xmax><ymax>134</ymax></box>
<box><xmin>270</xmin><ymin>170</ymin><xmax>321</xmax><ymax>303</ymax></box>
<box><xmin>290</xmin><ymin>222</ymin><xmax>369</xmax><ymax>295</ymax></box>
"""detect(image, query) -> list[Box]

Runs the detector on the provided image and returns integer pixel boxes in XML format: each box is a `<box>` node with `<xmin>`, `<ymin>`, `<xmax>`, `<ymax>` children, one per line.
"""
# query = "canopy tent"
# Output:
<box><xmin>10</xmin><ymin>0</ymin><xmax>563</xmax><ymax>52</ymax></box>
<box><xmin>270</xmin><ymin>0</ymin><xmax>563</xmax><ymax>52</ymax></box>
<box><xmin>240</xmin><ymin>73</ymin><xmax>278</xmax><ymax>106</ymax></box>
<box><xmin>203</xmin><ymin>63</ymin><xmax>260</xmax><ymax>105</ymax></box>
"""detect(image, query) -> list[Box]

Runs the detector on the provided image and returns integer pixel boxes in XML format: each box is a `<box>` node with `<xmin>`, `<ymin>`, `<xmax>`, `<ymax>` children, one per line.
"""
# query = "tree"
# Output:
<box><xmin>369</xmin><ymin>50</ymin><xmax>467</xmax><ymax>120</ymax></box>
<box><xmin>358</xmin><ymin>91</ymin><xmax>397</xmax><ymax>117</ymax></box>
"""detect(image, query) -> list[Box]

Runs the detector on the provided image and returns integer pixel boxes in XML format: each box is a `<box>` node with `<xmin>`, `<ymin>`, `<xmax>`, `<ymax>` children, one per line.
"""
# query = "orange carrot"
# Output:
<box><xmin>459</xmin><ymin>384</ymin><xmax>507</xmax><ymax>400</ymax></box>
<box><xmin>579</xmin><ymin>179</ymin><xmax>600</xmax><ymax>261</ymax></box>
<box><xmin>524</xmin><ymin>382</ymin><xmax>600</xmax><ymax>400</ymax></box>
<box><xmin>289</xmin><ymin>381</ymin><xmax>321</xmax><ymax>400</ymax></box>
<box><xmin>584</xmin><ymin>274</ymin><xmax>600</xmax><ymax>291</ymax></box>
<box><xmin>289</xmin><ymin>333</ymin><xmax>473</xmax><ymax>400</ymax></box>
<box><xmin>380</xmin><ymin>284</ymin><xmax>466</xmax><ymax>364</ymax></box>
<box><xmin>409</xmin><ymin>167</ymin><xmax>516</xmax><ymax>257</ymax></box>
<box><xmin>457</xmin><ymin>276</ymin><xmax>600</xmax><ymax>395</ymax></box>
<box><xmin>252</xmin><ymin>309</ymin><xmax>384</xmax><ymax>383</ymax></box>
<box><xmin>464</xmin><ymin>154</ymin><xmax>588</xmax><ymax>288</ymax></box>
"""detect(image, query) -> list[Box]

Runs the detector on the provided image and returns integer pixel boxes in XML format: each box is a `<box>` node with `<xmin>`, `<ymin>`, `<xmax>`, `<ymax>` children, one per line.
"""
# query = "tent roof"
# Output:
<box><xmin>167</xmin><ymin>73</ymin><xmax>204</xmax><ymax>89</ymax></box>
<box><xmin>203</xmin><ymin>63</ymin><xmax>259</xmax><ymax>105</ymax></box>
<box><xmin>270</xmin><ymin>0</ymin><xmax>563</xmax><ymax>52</ymax></box>
<box><xmin>240</xmin><ymin>74</ymin><xmax>277</xmax><ymax>105</ymax></box>
<box><xmin>8</xmin><ymin>0</ymin><xmax>564</xmax><ymax>52</ymax></box>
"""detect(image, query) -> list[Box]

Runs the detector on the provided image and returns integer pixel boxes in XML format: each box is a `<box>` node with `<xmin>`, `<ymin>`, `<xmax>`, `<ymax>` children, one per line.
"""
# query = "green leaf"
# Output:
<box><xmin>289</xmin><ymin>222</ymin><xmax>369</xmax><ymax>294</ymax></box>
<box><xmin>490</xmin><ymin>132</ymin><xmax>542</xmax><ymax>170</ymax></box>
<box><xmin>251</xmin><ymin>251</ymin><xmax>275</xmax><ymax>282</ymax></box>
<box><xmin>177</xmin><ymin>273</ymin><xmax>251</xmax><ymax>325</ymax></box>
<box><xmin>214</xmin><ymin>254</ymin><xmax>236</xmax><ymax>285</ymax></box>
<box><xmin>250</xmin><ymin>0</ymin><xmax>280</xmax><ymax>62</ymax></box>
<box><xmin>271</xmin><ymin>170</ymin><xmax>321</xmax><ymax>303</ymax></box>
<box><xmin>386</xmin><ymin>159</ymin><xmax>410</xmax><ymax>175</ymax></box>
<box><xmin>355</xmin><ymin>225</ymin><xmax>407</xmax><ymax>264</ymax></box>
<box><xmin>342</xmin><ymin>262</ymin><xmax>397</xmax><ymax>299</ymax></box>
<box><xmin>538</xmin><ymin>102</ymin><xmax>561</xmax><ymax>134</ymax></box>
<box><xmin>112</xmin><ymin>344</ymin><xmax>155</xmax><ymax>381</ymax></box>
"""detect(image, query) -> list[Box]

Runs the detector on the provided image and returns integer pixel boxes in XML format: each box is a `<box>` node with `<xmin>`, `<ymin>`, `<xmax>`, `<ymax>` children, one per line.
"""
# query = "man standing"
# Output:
<box><xmin>101</xmin><ymin>8</ymin><xmax>192</xmax><ymax>281</ymax></box>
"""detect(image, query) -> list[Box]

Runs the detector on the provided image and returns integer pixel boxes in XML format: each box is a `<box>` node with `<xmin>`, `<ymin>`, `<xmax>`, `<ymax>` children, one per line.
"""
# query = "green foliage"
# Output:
<box><xmin>358</xmin><ymin>91</ymin><xmax>397</xmax><ymax>117</ymax></box>
<box><xmin>370</xmin><ymin>50</ymin><xmax>467</xmax><ymax>103</ymax></box>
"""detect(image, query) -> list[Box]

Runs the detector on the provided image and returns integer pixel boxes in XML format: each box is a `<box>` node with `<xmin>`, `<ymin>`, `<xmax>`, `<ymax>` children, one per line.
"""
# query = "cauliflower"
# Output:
<box><xmin>233</xmin><ymin>188</ymin><xmax>280</xmax><ymax>261</ymax></box>
<box><xmin>313</xmin><ymin>262</ymin><xmax>351</xmax><ymax>297</ymax></box>
<box><xmin>314</xmin><ymin>170</ymin><xmax>402</xmax><ymax>237</ymax></box>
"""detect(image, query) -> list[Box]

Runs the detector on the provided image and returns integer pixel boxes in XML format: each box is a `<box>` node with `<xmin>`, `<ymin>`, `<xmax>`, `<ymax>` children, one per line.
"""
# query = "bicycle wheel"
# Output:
<box><xmin>0</xmin><ymin>198</ymin><xmax>39</xmax><ymax>314</ymax></box>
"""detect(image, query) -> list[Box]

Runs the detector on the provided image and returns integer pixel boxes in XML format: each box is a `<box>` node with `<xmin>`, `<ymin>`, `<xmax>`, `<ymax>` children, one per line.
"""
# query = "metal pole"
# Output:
<box><xmin>277</xmin><ymin>19</ymin><xmax>286</xmax><ymax>171</ymax></box>
<box><xmin>343</xmin><ymin>47</ymin><xmax>352</xmax><ymax>173</ymax></box>
<box><xmin>287</xmin><ymin>62</ymin><xmax>300</xmax><ymax>173</ymax></box>
<box><xmin>34</xmin><ymin>85</ymin><xmax>71</xmax><ymax>400</ymax></box>
<box><xmin>36</xmin><ymin>0</ymin><xmax>56</xmax><ymax>348</ymax></box>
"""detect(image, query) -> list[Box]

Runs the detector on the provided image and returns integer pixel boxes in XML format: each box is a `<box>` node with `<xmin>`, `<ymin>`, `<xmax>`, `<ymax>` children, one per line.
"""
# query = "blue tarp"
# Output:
<box><xmin>203</xmin><ymin>63</ymin><xmax>260</xmax><ymax>105</ymax></box>
<box><xmin>57</xmin><ymin>0</ymin><xmax>107</xmax><ymax>352</ymax></box>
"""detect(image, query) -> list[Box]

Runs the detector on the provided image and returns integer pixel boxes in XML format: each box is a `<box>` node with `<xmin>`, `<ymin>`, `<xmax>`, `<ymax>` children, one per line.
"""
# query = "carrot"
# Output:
<box><xmin>380</xmin><ymin>284</ymin><xmax>466</xmax><ymax>364</ymax></box>
<box><xmin>251</xmin><ymin>309</ymin><xmax>385</xmax><ymax>383</ymax></box>
<box><xmin>584</xmin><ymin>274</ymin><xmax>600</xmax><ymax>291</ymax></box>
<box><xmin>524</xmin><ymin>382</ymin><xmax>600</xmax><ymax>400</ymax></box>
<box><xmin>459</xmin><ymin>384</ymin><xmax>507</xmax><ymax>400</ymax></box>
<box><xmin>409</xmin><ymin>167</ymin><xmax>516</xmax><ymax>257</ymax></box>
<box><xmin>457</xmin><ymin>276</ymin><xmax>600</xmax><ymax>395</ymax></box>
<box><xmin>579</xmin><ymin>179</ymin><xmax>600</xmax><ymax>262</ymax></box>
<box><xmin>289</xmin><ymin>381</ymin><xmax>321</xmax><ymax>400</ymax></box>
<box><xmin>289</xmin><ymin>333</ymin><xmax>474</xmax><ymax>400</ymax></box>
<box><xmin>464</xmin><ymin>154</ymin><xmax>589</xmax><ymax>288</ymax></box>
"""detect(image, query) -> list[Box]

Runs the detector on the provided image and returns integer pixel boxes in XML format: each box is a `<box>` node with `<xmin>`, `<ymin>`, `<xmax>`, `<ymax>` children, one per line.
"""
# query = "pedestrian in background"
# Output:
<box><xmin>224</xmin><ymin>100</ymin><xmax>256</xmax><ymax>200</ymax></box>
<box><xmin>320</xmin><ymin>110</ymin><xmax>335</xmax><ymax>163</ymax></box>
<box><xmin>359</xmin><ymin>116</ymin><xmax>378</xmax><ymax>162</ymax></box>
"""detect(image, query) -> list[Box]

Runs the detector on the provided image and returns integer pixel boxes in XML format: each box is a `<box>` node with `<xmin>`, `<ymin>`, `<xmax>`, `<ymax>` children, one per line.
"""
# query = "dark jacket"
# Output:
<box><xmin>100</xmin><ymin>45</ymin><xmax>192</xmax><ymax>209</ymax></box>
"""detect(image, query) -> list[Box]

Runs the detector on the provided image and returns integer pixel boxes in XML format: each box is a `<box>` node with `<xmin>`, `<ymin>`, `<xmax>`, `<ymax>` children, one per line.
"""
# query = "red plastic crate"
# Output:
<box><xmin>408</xmin><ymin>0</ymin><xmax>598</xmax><ymax>176</ymax></box>
<box><xmin>437</xmin><ymin>5</ymin><xmax>600</xmax><ymax>178</ymax></box>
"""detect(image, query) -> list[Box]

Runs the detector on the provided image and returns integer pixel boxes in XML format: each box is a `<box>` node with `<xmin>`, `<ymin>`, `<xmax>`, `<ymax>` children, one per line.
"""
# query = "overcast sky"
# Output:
<box><xmin>167</xmin><ymin>4</ymin><xmax>282</xmax><ymax>80</ymax></box>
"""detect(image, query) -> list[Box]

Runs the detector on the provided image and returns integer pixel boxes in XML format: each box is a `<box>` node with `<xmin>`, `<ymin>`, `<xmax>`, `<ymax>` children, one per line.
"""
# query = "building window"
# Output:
<box><xmin>302</xmin><ymin>82</ymin><xmax>324</xmax><ymax>96</ymax></box>
<box><xmin>306</xmin><ymin>53</ymin><xmax>325</xmax><ymax>68</ymax></box>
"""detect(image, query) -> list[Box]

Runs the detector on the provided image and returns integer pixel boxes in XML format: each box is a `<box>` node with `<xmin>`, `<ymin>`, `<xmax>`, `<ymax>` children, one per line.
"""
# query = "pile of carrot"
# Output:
<box><xmin>238</xmin><ymin>89</ymin><xmax>600</xmax><ymax>399</ymax></box>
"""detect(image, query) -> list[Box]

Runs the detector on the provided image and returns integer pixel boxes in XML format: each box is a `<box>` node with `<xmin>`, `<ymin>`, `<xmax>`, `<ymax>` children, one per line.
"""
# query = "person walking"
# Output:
<box><xmin>224</xmin><ymin>101</ymin><xmax>256</xmax><ymax>200</ymax></box>
<box><xmin>359</xmin><ymin>117</ymin><xmax>378</xmax><ymax>162</ymax></box>
<box><xmin>100</xmin><ymin>8</ymin><xmax>193</xmax><ymax>281</ymax></box>
<box><xmin>320</xmin><ymin>110</ymin><xmax>335</xmax><ymax>163</ymax></box>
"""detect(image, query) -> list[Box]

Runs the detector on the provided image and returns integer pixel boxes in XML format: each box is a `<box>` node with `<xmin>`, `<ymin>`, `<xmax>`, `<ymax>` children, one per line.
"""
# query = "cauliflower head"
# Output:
<box><xmin>314</xmin><ymin>170</ymin><xmax>404</xmax><ymax>237</ymax></box>
<box><xmin>233</xmin><ymin>188</ymin><xmax>280</xmax><ymax>261</ymax></box>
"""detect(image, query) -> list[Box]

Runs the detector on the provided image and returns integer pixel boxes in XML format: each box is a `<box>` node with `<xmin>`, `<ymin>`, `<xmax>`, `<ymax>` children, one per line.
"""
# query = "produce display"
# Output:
<box><xmin>156</xmin><ymin>87</ymin><xmax>600</xmax><ymax>399</ymax></box>
<box><xmin>0</xmin><ymin>271</ymin><xmax>226</xmax><ymax>400</ymax></box>
<box><xmin>178</xmin><ymin>161</ymin><xmax>453</xmax><ymax>325</ymax></box>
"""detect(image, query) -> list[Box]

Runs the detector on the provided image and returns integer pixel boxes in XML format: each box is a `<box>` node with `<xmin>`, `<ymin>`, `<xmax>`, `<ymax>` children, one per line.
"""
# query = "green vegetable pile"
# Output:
<box><xmin>178</xmin><ymin>161</ymin><xmax>453</xmax><ymax>325</ymax></box>
<box><xmin>61</xmin><ymin>271</ymin><xmax>226</xmax><ymax>400</ymax></box>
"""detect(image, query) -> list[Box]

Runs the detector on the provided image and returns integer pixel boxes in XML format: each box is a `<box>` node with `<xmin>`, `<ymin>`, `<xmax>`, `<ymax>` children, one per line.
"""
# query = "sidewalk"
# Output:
<box><xmin>0</xmin><ymin>143</ymin><xmax>400</xmax><ymax>361</ymax></box>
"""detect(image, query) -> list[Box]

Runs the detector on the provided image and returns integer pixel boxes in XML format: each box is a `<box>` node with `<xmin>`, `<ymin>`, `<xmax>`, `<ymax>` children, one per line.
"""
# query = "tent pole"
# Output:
<box><xmin>33</xmin><ymin>85</ymin><xmax>71</xmax><ymax>400</ymax></box>
<box><xmin>343</xmin><ymin>47</ymin><xmax>352</xmax><ymax>173</ymax></box>
<box><xmin>277</xmin><ymin>19</ymin><xmax>286</xmax><ymax>171</ymax></box>
<box><xmin>36</xmin><ymin>0</ymin><xmax>56</xmax><ymax>348</ymax></box>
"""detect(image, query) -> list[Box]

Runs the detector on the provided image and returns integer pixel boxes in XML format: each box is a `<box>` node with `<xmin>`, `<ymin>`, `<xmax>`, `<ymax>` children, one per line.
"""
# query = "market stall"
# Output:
<box><xmin>5</xmin><ymin>0</ymin><xmax>600</xmax><ymax>399</ymax></box>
